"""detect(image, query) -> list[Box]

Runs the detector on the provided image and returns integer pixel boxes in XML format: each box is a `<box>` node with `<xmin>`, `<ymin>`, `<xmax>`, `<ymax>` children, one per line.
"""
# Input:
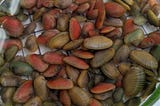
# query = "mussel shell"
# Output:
<box><xmin>123</xmin><ymin>66</ymin><xmax>145</xmax><ymax>96</ymax></box>
<box><xmin>112</xmin><ymin>87</ymin><xmax>124</xmax><ymax>102</ymax></box>
<box><xmin>91</xmin><ymin>48</ymin><xmax>115</xmax><ymax>68</ymax></box>
<box><xmin>130</xmin><ymin>50</ymin><xmax>158</xmax><ymax>70</ymax></box>
<box><xmin>101</xmin><ymin>63</ymin><xmax>120</xmax><ymax>79</ymax></box>
<box><xmin>113</xmin><ymin>45</ymin><xmax>130</xmax><ymax>63</ymax></box>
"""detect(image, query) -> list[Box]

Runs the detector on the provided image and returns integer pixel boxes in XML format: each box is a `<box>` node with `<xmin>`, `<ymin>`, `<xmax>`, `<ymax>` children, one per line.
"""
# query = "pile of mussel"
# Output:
<box><xmin>0</xmin><ymin>0</ymin><xmax>160</xmax><ymax>106</ymax></box>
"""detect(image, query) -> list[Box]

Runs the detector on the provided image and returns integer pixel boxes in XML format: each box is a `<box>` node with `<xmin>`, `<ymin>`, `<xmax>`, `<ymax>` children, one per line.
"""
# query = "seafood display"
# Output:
<box><xmin>0</xmin><ymin>0</ymin><xmax>160</xmax><ymax>106</ymax></box>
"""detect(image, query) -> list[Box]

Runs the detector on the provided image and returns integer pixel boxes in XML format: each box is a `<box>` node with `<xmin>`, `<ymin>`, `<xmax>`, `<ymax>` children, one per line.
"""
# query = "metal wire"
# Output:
<box><xmin>0</xmin><ymin>0</ymin><xmax>5</xmax><ymax>6</ymax></box>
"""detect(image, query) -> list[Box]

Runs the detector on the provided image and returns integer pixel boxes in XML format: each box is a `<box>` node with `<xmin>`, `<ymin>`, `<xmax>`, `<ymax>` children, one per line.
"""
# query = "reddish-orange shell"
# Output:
<box><xmin>13</xmin><ymin>80</ymin><xmax>33</xmax><ymax>103</ymax></box>
<box><xmin>60</xmin><ymin>90</ymin><xmax>71</xmax><ymax>106</ymax></box>
<box><xmin>105</xmin><ymin>2</ymin><xmax>126</xmax><ymax>18</ymax></box>
<box><xmin>91</xmin><ymin>83</ymin><xmax>115</xmax><ymax>94</ymax></box>
<box><xmin>63</xmin><ymin>56</ymin><xmax>89</xmax><ymax>69</ymax></box>
<box><xmin>26</xmin><ymin>54</ymin><xmax>48</xmax><ymax>72</ymax></box>
<box><xmin>69</xmin><ymin>18</ymin><xmax>81</xmax><ymax>40</ymax></box>
<box><xmin>47</xmin><ymin>78</ymin><xmax>73</xmax><ymax>89</ymax></box>
<box><xmin>43</xmin><ymin>51</ymin><xmax>64</xmax><ymax>64</ymax></box>
<box><xmin>42</xmin><ymin>13</ymin><xmax>56</xmax><ymax>30</ymax></box>
<box><xmin>43</xmin><ymin>65</ymin><xmax>59</xmax><ymax>77</ymax></box>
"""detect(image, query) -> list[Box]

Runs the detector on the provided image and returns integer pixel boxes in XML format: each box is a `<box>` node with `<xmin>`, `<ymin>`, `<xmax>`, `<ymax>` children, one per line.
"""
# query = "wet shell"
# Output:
<box><xmin>124</xmin><ymin>29</ymin><xmax>144</xmax><ymax>46</ymax></box>
<box><xmin>43</xmin><ymin>51</ymin><xmax>64</xmax><ymax>64</ymax></box>
<box><xmin>54</xmin><ymin>0</ymin><xmax>72</xmax><ymax>9</ymax></box>
<box><xmin>9</xmin><ymin>61</ymin><xmax>33</xmax><ymax>76</ymax></box>
<box><xmin>1</xmin><ymin>87</ymin><xmax>16</xmax><ymax>103</ymax></box>
<box><xmin>60</xmin><ymin>90</ymin><xmax>71</xmax><ymax>106</ymax></box>
<box><xmin>63</xmin><ymin>56</ymin><xmax>89</xmax><ymax>69</ymax></box>
<box><xmin>123</xmin><ymin>66</ymin><xmax>145</xmax><ymax>96</ymax></box>
<box><xmin>57</xmin><ymin>14</ymin><xmax>69</xmax><ymax>31</ymax></box>
<box><xmin>63</xmin><ymin>39</ymin><xmax>84</xmax><ymax>50</ymax></box>
<box><xmin>4</xmin><ymin>45</ymin><xmax>18</xmax><ymax>62</ymax></box>
<box><xmin>68</xmin><ymin>86</ymin><xmax>90</xmax><ymax>106</ymax></box>
<box><xmin>13</xmin><ymin>80</ymin><xmax>33</xmax><ymax>103</ymax></box>
<box><xmin>34</xmin><ymin>75</ymin><xmax>48</xmax><ymax>101</ymax></box>
<box><xmin>69</xmin><ymin>17</ymin><xmax>81</xmax><ymax>40</ymax></box>
<box><xmin>113</xmin><ymin>45</ymin><xmax>130</xmax><ymax>63</ymax></box>
<box><xmin>130</xmin><ymin>50</ymin><xmax>158</xmax><ymax>70</ymax></box>
<box><xmin>89</xmin><ymin>98</ymin><xmax>102</xmax><ymax>106</ymax></box>
<box><xmin>84</xmin><ymin>36</ymin><xmax>113</xmax><ymax>50</ymax></box>
<box><xmin>91</xmin><ymin>83</ymin><xmax>115</xmax><ymax>94</ymax></box>
<box><xmin>0</xmin><ymin>76</ymin><xmax>19</xmax><ymax>87</ymax></box>
<box><xmin>43</xmin><ymin>65</ymin><xmax>60</xmax><ymax>78</ymax></box>
<box><xmin>66</xmin><ymin>65</ymin><xmax>80</xmax><ymax>84</ymax></box>
<box><xmin>147</xmin><ymin>9</ymin><xmax>159</xmax><ymax>26</ymax></box>
<box><xmin>47</xmin><ymin>77</ymin><xmax>73</xmax><ymax>89</ymax></box>
<box><xmin>101</xmin><ymin>63</ymin><xmax>120</xmax><ymax>79</ymax></box>
<box><xmin>77</xmin><ymin>70</ymin><xmax>88</xmax><ymax>88</ymax></box>
<box><xmin>42</xmin><ymin>13</ymin><xmax>56</xmax><ymax>30</ymax></box>
<box><xmin>26</xmin><ymin>54</ymin><xmax>48</xmax><ymax>72</ymax></box>
<box><xmin>48</xmin><ymin>32</ymin><xmax>70</xmax><ymax>49</ymax></box>
<box><xmin>150</xmin><ymin>44</ymin><xmax>160</xmax><ymax>61</ymax></box>
<box><xmin>112</xmin><ymin>87</ymin><xmax>124</xmax><ymax>102</ymax></box>
<box><xmin>24</xmin><ymin>22</ymin><xmax>36</xmax><ymax>35</ymax></box>
<box><xmin>91</xmin><ymin>48</ymin><xmax>115</xmax><ymax>68</ymax></box>
<box><xmin>94</xmin><ymin>91</ymin><xmax>112</xmax><ymax>100</ymax></box>
<box><xmin>25</xmin><ymin>35</ymin><xmax>38</xmax><ymax>52</ymax></box>
<box><xmin>105</xmin><ymin>2</ymin><xmax>126</xmax><ymax>17</ymax></box>
<box><xmin>72</xmin><ymin>50</ymin><xmax>94</xmax><ymax>59</ymax></box>
<box><xmin>2</xmin><ymin>16</ymin><xmax>24</xmax><ymax>37</ymax></box>
<box><xmin>23</xmin><ymin>96</ymin><xmax>42</xmax><ymax>106</ymax></box>
<box><xmin>95</xmin><ymin>0</ymin><xmax>106</xmax><ymax>29</ymax></box>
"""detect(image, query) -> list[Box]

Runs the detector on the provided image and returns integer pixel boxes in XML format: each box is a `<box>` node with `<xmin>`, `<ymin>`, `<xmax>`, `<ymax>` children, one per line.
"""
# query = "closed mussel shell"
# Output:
<box><xmin>130</xmin><ymin>50</ymin><xmax>158</xmax><ymax>70</ymax></box>
<box><xmin>23</xmin><ymin>96</ymin><xmax>42</xmax><ymax>106</ymax></box>
<box><xmin>57</xmin><ymin>14</ymin><xmax>69</xmax><ymax>31</ymax></box>
<box><xmin>124</xmin><ymin>29</ymin><xmax>144</xmax><ymax>46</ymax></box>
<box><xmin>147</xmin><ymin>9</ymin><xmax>159</xmax><ymax>26</ymax></box>
<box><xmin>1</xmin><ymin>87</ymin><xmax>16</xmax><ymax>103</ymax></box>
<box><xmin>5</xmin><ymin>45</ymin><xmax>18</xmax><ymax>62</ymax></box>
<box><xmin>91</xmin><ymin>48</ymin><xmax>115</xmax><ymax>68</ymax></box>
<box><xmin>48</xmin><ymin>32</ymin><xmax>70</xmax><ymax>49</ymax></box>
<box><xmin>10</xmin><ymin>61</ymin><xmax>33</xmax><ymax>76</ymax></box>
<box><xmin>34</xmin><ymin>75</ymin><xmax>48</xmax><ymax>101</ymax></box>
<box><xmin>118</xmin><ymin>62</ymin><xmax>131</xmax><ymax>75</ymax></box>
<box><xmin>83</xmin><ymin>36</ymin><xmax>113</xmax><ymax>50</ymax></box>
<box><xmin>13</xmin><ymin>80</ymin><xmax>33</xmax><ymax>103</ymax></box>
<box><xmin>25</xmin><ymin>35</ymin><xmax>38</xmax><ymax>52</ymax></box>
<box><xmin>113</xmin><ymin>45</ymin><xmax>130</xmax><ymax>63</ymax></box>
<box><xmin>101</xmin><ymin>63</ymin><xmax>120</xmax><ymax>79</ymax></box>
<box><xmin>112</xmin><ymin>87</ymin><xmax>124</xmax><ymax>102</ymax></box>
<box><xmin>63</xmin><ymin>39</ymin><xmax>84</xmax><ymax>50</ymax></box>
<box><xmin>94</xmin><ymin>91</ymin><xmax>112</xmax><ymax>100</ymax></box>
<box><xmin>68</xmin><ymin>86</ymin><xmax>90</xmax><ymax>106</ymax></box>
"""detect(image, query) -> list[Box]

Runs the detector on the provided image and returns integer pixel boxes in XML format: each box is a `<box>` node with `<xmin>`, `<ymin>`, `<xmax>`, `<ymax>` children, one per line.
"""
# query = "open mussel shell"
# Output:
<box><xmin>123</xmin><ymin>66</ymin><xmax>145</xmax><ymax>97</ymax></box>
